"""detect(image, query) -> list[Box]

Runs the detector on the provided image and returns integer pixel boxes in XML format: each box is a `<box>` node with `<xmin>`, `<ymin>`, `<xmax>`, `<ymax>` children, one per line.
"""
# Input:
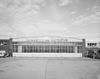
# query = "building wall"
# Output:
<box><xmin>12</xmin><ymin>38</ymin><xmax>84</xmax><ymax>54</ymax></box>
<box><xmin>86</xmin><ymin>42</ymin><xmax>100</xmax><ymax>53</ymax></box>
<box><xmin>86</xmin><ymin>42</ymin><xmax>100</xmax><ymax>48</ymax></box>
<box><xmin>0</xmin><ymin>37</ymin><xmax>85</xmax><ymax>57</ymax></box>
<box><xmin>0</xmin><ymin>39</ymin><xmax>12</xmax><ymax>52</ymax></box>
<box><xmin>13</xmin><ymin>53</ymin><xmax>82</xmax><ymax>57</ymax></box>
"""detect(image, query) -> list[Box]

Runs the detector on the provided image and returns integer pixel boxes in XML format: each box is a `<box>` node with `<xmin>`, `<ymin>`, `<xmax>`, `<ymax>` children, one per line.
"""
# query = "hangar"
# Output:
<box><xmin>0</xmin><ymin>36</ymin><xmax>86</xmax><ymax>57</ymax></box>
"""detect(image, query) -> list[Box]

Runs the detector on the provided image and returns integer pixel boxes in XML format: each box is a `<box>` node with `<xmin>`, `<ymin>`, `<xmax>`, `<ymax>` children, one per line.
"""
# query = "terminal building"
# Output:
<box><xmin>0</xmin><ymin>36</ymin><xmax>86</xmax><ymax>57</ymax></box>
<box><xmin>86</xmin><ymin>42</ymin><xmax>100</xmax><ymax>52</ymax></box>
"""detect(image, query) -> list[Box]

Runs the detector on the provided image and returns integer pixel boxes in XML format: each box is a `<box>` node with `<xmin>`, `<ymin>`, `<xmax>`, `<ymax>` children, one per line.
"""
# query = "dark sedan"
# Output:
<box><xmin>87</xmin><ymin>50</ymin><xmax>100</xmax><ymax>59</ymax></box>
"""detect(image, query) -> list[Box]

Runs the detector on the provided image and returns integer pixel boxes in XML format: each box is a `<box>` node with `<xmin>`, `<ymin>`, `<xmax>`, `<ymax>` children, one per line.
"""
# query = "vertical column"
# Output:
<box><xmin>9</xmin><ymin>38</ymin><xmax>13</xmax><ymax>50</ymax></box>
<box><xmin>82</xmin><ymin>39</ymin><xmax>86</xmax><ymax>57</ymax></box>
<box><xmin>18</xmin><ymin>45</ymin><xmax>22</xmax><ymax>53</ymax></box>
<box><xmin>8</xmin><ymin>38</ymin><xmax>13</xmax><ymax>56</ymax></box>
<box><xmin>74</xmin><ymin>46</ymin><xmax>78</xmax><ymax>53</ymax></box>
<box><xmin>50</xmin><ymin>45</ymin><xmax>51</xmax><ymax>53</ymax></box>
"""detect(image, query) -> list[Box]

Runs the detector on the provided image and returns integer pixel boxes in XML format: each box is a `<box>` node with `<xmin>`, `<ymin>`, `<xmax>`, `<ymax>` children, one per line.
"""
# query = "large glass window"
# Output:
<box><xmin>77</xmin><ymin>46</ymin><xmax>82</xmax><ymax>53</ymax></box>
<box><xmin>13</xmin><ymin>45</ymin><xmax>18</xmax><ymax>52</ymax></box>
<box><xmin>22</xmin><ymin>45</ymin><xmax>26</xmax><ymax>53</ymax></box>
<box><xmin>65</xmin><ymin>46</ymin><xmax>74</xmax><ymax>53</ymax></box>
<box><xmin>16</xmin><ymin>44</ymin><xmax>81</xmax><ymax>53</ymax></box>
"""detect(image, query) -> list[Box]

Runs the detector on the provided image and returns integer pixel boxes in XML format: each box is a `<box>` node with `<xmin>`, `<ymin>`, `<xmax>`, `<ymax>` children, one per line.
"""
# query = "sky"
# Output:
<box><xmin>0</xmin><ymin>0</ymin><xmax>100</xmax><ymax>41</ymax></box>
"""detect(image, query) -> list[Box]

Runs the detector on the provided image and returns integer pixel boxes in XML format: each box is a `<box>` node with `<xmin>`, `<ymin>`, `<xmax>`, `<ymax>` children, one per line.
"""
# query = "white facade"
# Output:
<box><xmin>12</xmin><ymin>36</ymin><xmax>85</xmax><ymax>57</ymax></box>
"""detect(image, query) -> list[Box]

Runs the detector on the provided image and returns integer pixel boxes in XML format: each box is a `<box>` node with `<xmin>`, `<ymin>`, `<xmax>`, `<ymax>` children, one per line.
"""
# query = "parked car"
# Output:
<box><xmin>0</xmin><ymin>51</ymin><xmax>6</xmax><ymax>57</ymax></box>
<box><xmin>96</xmin><ymin>50</ymin><xmax>100</xmax><ymax>59</ymax></box>
<box><xmin>87</xmin><ymin>50</ymin><xmax>100</xmax><ymax>59</ymax></box>
<box><xmin>87</xmin><ymin>50</ymin><xmax>94</xmax><ymax>58</ymax></box>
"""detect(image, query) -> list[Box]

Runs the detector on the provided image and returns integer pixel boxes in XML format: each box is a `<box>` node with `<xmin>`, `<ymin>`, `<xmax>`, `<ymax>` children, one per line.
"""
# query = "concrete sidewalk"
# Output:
<box><xmin>0</xmin><ymin>57</ymin><xmax>100</xmax><ymax>79</ymax></box>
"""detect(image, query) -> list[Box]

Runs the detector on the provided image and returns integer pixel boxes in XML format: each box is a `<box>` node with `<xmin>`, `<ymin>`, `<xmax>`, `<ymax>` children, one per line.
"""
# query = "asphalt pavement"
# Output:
<box><xmin>0</xmin><ymin>57</ymin><xmax>100</xmax><ymax>79</ymax></box>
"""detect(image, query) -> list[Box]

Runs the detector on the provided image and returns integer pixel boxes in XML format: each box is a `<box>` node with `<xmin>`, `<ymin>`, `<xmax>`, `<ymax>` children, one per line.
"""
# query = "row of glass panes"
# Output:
<box><xmin>13</xmin><ymin>45</ymin><xmax>83</xmax><ymax>53</ymax></box>
<box><xmin>14</xmin><ymin>39</ymin><xmax>68</xmax><ymax>43</ymax></box>
<box><xmin>22</xmin><ymin>45</ymin><xmax>74</xmax><ymax>53</ymax></box>
<box><xmin>13</xmin><ymin>45</ymin><xmax>74</xmax><ymax>53</ymax></box>
<box><xmin>77</xmin><ymin>46</ymin><xmax>83</xmax><ymax>53</ymax></box>
<box><xmin>13</xmin><ymin>42</ymin><xmax>83</xmax><ymax>46</ymax></box>
<box><xmin>13</xmin><ymin>45</ymin><xmax>18</xmax><ymax>52</ymax></box>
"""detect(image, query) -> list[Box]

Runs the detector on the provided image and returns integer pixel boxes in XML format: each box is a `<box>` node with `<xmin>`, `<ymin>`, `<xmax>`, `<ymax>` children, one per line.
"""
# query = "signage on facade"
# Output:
<box><xmin>87</xmin><ymin>42</ymin><xmax>100</xmax><ymax>48</ymax></box>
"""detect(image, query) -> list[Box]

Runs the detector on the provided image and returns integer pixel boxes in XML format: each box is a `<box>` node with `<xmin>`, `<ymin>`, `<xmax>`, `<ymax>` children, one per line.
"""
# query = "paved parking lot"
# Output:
<box><xmin>0</xmin><ymin>57</ymin><xmax>100</xmax><ymax>79</ymax></box>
